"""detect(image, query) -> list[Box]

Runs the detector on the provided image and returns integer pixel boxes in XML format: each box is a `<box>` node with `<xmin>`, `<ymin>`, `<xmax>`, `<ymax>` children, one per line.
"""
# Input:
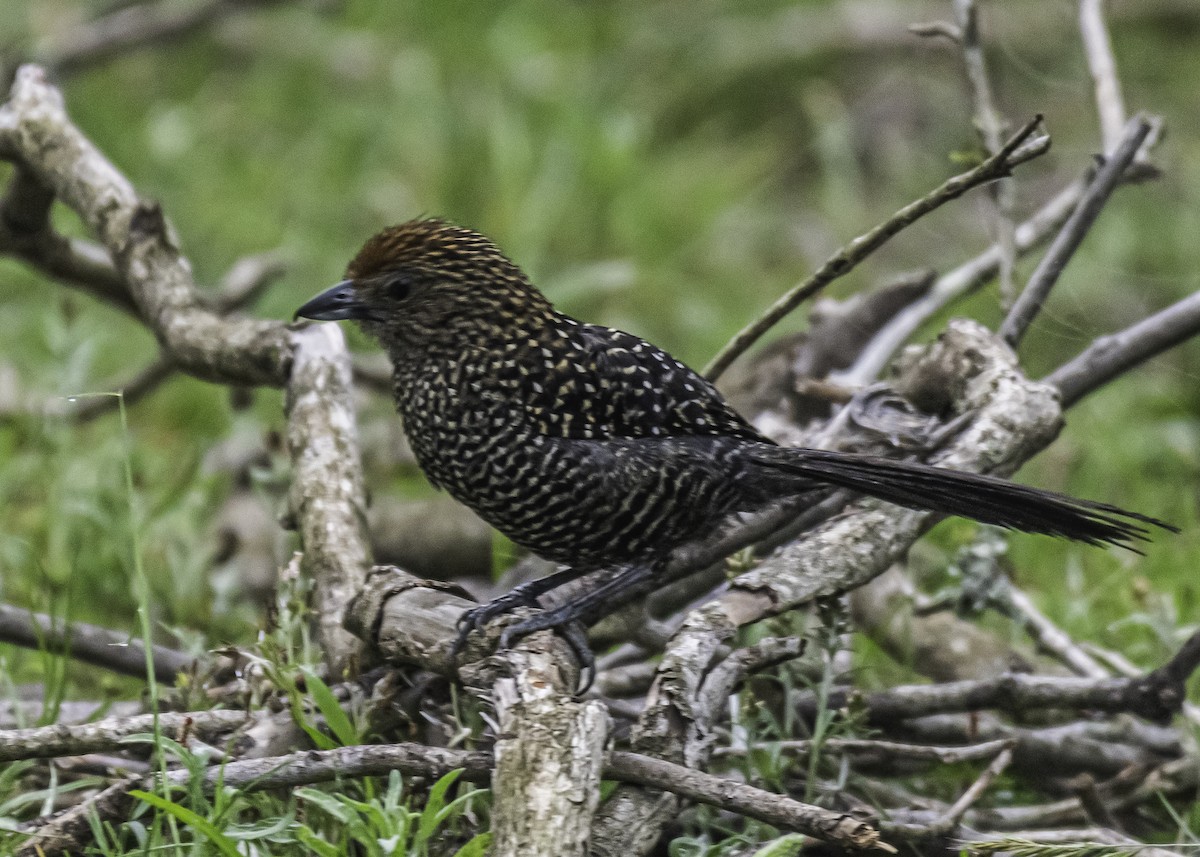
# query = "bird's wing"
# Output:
<box><xmin>513</xmin><ymin>321</ymin><xmax>767</xmax><ymax>442</ymax></box>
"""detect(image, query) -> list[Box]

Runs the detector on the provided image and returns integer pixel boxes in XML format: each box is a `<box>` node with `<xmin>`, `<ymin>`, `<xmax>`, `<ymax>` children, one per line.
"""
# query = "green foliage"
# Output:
<box><xmin>127</xmin><ymin>789</ymin><xmax>243</xmax><ymax>857</ymax></box>
<box><xmin>750</xmin><ymin>835</ymin><xmax>807</xmax><ymax>857</ymax></box>
<box><xmin>71</xmin><ymin>748</ymin><xmax>488</xmax><ymax>857</ymax></box>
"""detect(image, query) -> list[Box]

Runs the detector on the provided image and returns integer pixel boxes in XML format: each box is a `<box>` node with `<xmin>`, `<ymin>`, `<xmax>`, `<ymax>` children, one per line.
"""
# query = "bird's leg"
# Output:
<box><xmin>495</xmin><ymin>562</ymin><xmax>661</xmax><ymax>691</ymax></box>
<box><xmin>497</xmin><ymin>562</ymin><xmax>660</xmax><ymax>646</ymax></box>
<box><xmin>451</xmin><ymin>564</ymin><xmax>596</xmax><ymax>657</ymax></box>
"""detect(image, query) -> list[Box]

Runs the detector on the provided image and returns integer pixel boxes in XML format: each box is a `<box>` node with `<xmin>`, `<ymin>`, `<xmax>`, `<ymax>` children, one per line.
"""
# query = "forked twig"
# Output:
<box><xmin>703</xmin><ymin>116</ymin><xmax>1049</xmax><ymax>381</ymax></box>
<box><xmin>999</xmin><ymin>115</ymin><xmax>1153</xmax><ymax>347</ymax></box>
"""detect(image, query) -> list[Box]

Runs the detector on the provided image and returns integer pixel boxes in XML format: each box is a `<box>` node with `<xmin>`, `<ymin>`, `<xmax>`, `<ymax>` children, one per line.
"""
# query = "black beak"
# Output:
<box><xmin>294</xmin><ymin>280</ymin><xmax>366</xmax><ymax>321</ymax></box>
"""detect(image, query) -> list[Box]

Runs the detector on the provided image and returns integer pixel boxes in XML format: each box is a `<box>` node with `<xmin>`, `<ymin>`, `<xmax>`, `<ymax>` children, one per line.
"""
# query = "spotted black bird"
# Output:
<box><xmin>296</xmin><ymin>218</ymin><xmax>1171</xmax><ymax>669</ymax></box>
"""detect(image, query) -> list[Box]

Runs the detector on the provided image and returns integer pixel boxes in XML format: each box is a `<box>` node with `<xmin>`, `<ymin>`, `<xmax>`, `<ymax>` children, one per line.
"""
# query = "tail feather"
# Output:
<box><xmin>748</xmin><ymin>447</ymin><xmax>1176</xmax><ymax>550</ymax></box>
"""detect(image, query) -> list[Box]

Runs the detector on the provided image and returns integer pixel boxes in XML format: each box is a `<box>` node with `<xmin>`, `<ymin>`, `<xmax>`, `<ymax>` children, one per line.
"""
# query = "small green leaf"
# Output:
<box><xmin>452</xmin><ymin>832</ymin><xmax>492</xmax><ymax>857</ymax></box>
<box><xmin>295</xmin><ymin>825</ymin><xmax>343</xmax><ymax>857</ymax></box>
<box><xmin>128</xmin><ymin>789</ymin><xmax>241</xmax><ymax>857</ymax></box>
<box><xmin>752</xmin><ymin>834</ymin><xmax>807</xmax><ymax>857</ymax></box>
<box><xmin>296</xmin><ymin>787</ymin><xmax>355</xmax><ymax>824</ymax></box>
<box><xmin>286</xmin><ymin>685</ymin><xmax>338</xmax><ymax>751</ymax></box>
<box><xmin>304</xmin><ymin>668</ymin><xmax>358</xmax><ymax>747</ymax></box>
<box><xmin>416</xmin><ymin>769</ymin><xmax>462</xmax><ymax>846</ymax></box>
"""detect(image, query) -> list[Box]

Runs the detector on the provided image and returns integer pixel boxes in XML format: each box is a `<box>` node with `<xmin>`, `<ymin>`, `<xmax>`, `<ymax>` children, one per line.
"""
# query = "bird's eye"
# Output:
<box><xmin>386</xmin><ymin>273</ymin><xmax>413</xmax><ymax>301</ymax></box>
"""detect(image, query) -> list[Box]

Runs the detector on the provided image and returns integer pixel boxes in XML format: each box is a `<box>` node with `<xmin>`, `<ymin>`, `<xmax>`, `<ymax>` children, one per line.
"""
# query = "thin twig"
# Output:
<box><xmin>1079</xmin><ymin>0</ymin><xmax>1129</xmax><ymax>156</ymax></box>
<box><xmin>999</xmin><ymin>585</ymin><xmax>1110</xmax><ymax>679</ymax></box>
<box><xmin>607</xmin><ymin>751</ymin><xmax>891</xmax><ymax>851</ymax></box>
<box><xmin>1046</xmin><ymin>288</ymin><xmax>1200</xmax><ymax>408</ymax></box>
<box><xmin>903</xmin><ymin>708</ymin><xmax>1181</xmax><ymax>761</ymax></box>
<box><xmin>940</xmin><ymin>746</ymin><xmax>1013</xmax><ymax>827</ymax></box>
<box><xmin>352</xmin><ymin>353</ymin><xmax>394</xmax><ymax>392</ymax></box>
<box><xmin>210</xmin><ymin>249</ymin><xmax>290</xmax><ymax>314</ymax></box>
<box><xmin>909</xmin><ymin>20</ymin><xmax>961</xmax><ymax>41</ymax></box>
<box><xmin>836</xmin><ymin>180</ymin><xmax>1081</xmax><ymax>386</ymax></box>
<box><xmin>714</xmin><ymin>737</ymin><xmax>1014</xmax><ymax>764</ymax></box>
<box><xmin>37</xmin><ymin>0</ymin><xmax>290</xmax><ymax>76</ymax></box>
<box><xmin>884</xmin><ymin>746</ymin><xmax>1013</xmax><ymax>839</ymax></box>
<box><xmin>999</xmin><ymin>115</ymin><xmax>1152</xmax><ymax>348</ymax></box>
<box><xmin>0</xmin><ymin>165</ymin><xmax>134</xmax><ymax>315</ymax></box>
<box><xmin>1</xmin><ymin>702</ymin><xmax>146</xmax><ymax>733</ymax></box>
<box><xmin>954</xmin><ymin>0</ymin><xmax>1018</xmax><ymax>306</ymax></box>
<box><xmin>0</xmin><ymin>246</ymin><xmax>287</xmax><ymax>424</ymax></box>
<box><xmin>963</xmin><ymin>830</ymin><xmax>1186</xmax><ymax>857</ymax></box>
<box><xmin>0</xmin><ymin>603</ymin><xmax>196</xmax><ymax>684</ymax></box>
<box><xmin>66</xmin><ymin>250</ymin><xmax>287</xmax><ymax>420</ymax></box>
<box><xmin>15</xmin><ymin>774</ymin><xmax>142</xmax><ymax>857</ymax></box>
<box><xmin>702</xmin><ymin>115</ymin><xmax>1049</xmax><ymax>381</ymax></box>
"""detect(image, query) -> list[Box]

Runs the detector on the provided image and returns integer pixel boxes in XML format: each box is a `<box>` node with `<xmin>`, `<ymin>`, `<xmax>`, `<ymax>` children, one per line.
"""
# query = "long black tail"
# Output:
<box><xmin>746</xmin><ymin>446</ymin><xmax>1176</xmax><ymax>550</ymax></box>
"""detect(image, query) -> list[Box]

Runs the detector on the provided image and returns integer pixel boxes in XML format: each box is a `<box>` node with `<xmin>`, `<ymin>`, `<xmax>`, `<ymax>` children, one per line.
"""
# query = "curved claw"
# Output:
<box><xmin>450</xmin><ymin>586</ymin><xmax>549</xmax><ymax>661</ymax></box>
<box><xmin>449</xmin><ymin>620</ymin><xmax>475</xmax><ymax>660</ymax></box>
<box><xmin>450</xmin><ymin>580</ymin><xmax>599</xmax><ymax>693</ymax></box>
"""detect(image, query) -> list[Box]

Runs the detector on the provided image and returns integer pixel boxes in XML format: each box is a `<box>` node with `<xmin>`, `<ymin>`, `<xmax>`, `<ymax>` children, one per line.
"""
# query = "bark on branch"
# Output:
<box><xmin>0</xmin><ymin>65</ymin><xmax>293</xmax><ymax>386</ymax></box>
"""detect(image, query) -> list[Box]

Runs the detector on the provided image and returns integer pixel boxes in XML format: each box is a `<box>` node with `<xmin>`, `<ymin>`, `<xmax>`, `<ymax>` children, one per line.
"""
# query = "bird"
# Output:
<box><xmin>296</xmin><ymin>217</ymin><xmax>1172</xmax><ymax>674</ymax></box>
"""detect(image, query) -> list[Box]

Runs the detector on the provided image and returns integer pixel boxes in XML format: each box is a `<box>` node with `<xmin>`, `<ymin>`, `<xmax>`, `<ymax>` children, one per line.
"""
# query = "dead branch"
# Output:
<box><xmin>727</xmin><ymin>320</ymin><xmax>1063</xmax><ymax>618</ymax></box>
<box><xmin>964</xmin><ymin>830</ymin><xmax>1185</xmax><ymax>857</ymax></box>
<box><xmin>0</xmin><ymin>66</ymin><xmax>379</xmax><ymax>685</ymax></box>
<box><xmin>346</xmin><ymin>318</ymin><xmax>1172</xmax><ymax>855</ymax></box>
<box><xmin>793</xmin><ymin>629</ymin><xmax>1200</xmax><ymax>726</ymax></box>
<box><xmin>836</xmin><ymin>180</ymin><xmax>1083</xmax><ymax>386</ymax></box>
<box><xmin>1046</xmin><ymin>288</ymin><xmax>1200</xmax><ymax>408</ymax></box>
<box><xmin>849</xmin><ymin>565</ymin><xmax>1049</xmax><ymax>683</ymax></box>
<box><xmin>0</xmin><ymin>701</ymin><xmax>143</xmax><ymax>731</ymax></box>
<box><xmin>606</xmin><ymin>751</ymin><xmax>888</xmax><ymax>851</ymax></box>
<box><xmin>588</xmin><ymin>317</ymin><xmax>1177</xmax><ymax>855</ymax></box>
<box><xmin>714</xmin><ymin>737</ymin><xmax>1014</xmax><ymax>765</ymax></box>
<box><xmin>14</xmin><ymin>774</ymin><xmax>142</xmax><ymax>857</ymax></box>
<box><xmin>345</xmin><ymin>569</ymin><xmax>607</xmax><ymax>856</ymax></box>
<box><xmin>884</xmin><ymin>746</ymin><xmax>1013</xmax><ymax>840</ymax></box>
<box><xmin>0</xmin><ymin>163</ymin><xmax>135</xmax><ymax>314</ymax></box>
<box><xmin>702</xmin><ymin>116</ymin><xmax>1049</xmax><ymax>381</ymax></box>
<box><xmin>0</xmin><ymin>603</ymin><xmax>196</xmax><ymax>684</ymax></box>
<box><xmin>0</xmin><ymin>65</ymin><xmax>293</xmax><ymax>386</ymax></box>
<box><xmin>0</xmin><ymin>247</ymin><xmax>286</xmax><ymax>423</ymax></box>
<box><xmin>487</xmin><ymin>638</ymin><xmax>609</xmax><ymax>857</ymax></box>
<box><xmin>892</xmin><ymin>712</ymin><xmax>1179</xmax><ymax>778</ymax></box>
<box><xmin>12</xmin><ymin>738</ymin><xmax>895</xmax><ymax>857</ymax></box>
<box><xmin>0</xmin><ymin>710</ymin><xmax>246</xmax><ymax>764</ymax></box>
<box><xmin>2</xmin><ymin>4</ymin><xmax>1197</xmax><ymax>852</ymax></box>
<box><xmin>953</xmin><ymin>0</ymin><xmax>1018</xmax><ymax>305</ymax></box>
<box><xmin>1079</xmin><ymin>0</ymin><xmax>1131</xmax><ymax>157</ymax></box>
<box><xmin>990</xmin><ymin>580</ymin><xmax>1110</xmax><ymax>679</ymax></box>
<box><xmin>999</xmin><ymin>115</ymin><xmax>1154</xmax><ymax>347</ymax></box>
<box><xmin>285</xmin><ymin>326</ymin><xmax>372</xmax><ymax>677</ymax></box>
<box><xmin>34</xmin><ymin>0</ymin><xmax>291</xmax><ymax>77</ymax></box>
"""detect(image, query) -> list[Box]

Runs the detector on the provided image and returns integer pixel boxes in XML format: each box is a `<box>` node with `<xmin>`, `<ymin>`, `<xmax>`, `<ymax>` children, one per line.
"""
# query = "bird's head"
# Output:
<box><xmin>295</xmin><ymin>218</ymin><xmax>554</xmax><ymax>354</ymax></box>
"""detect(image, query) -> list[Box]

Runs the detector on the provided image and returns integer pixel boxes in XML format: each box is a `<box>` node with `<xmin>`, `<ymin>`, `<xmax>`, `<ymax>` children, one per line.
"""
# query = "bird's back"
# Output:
<box><xmin>390</xmin><ymin>315</ymin><xmax>779</xmax><ymax>567</ymax></box>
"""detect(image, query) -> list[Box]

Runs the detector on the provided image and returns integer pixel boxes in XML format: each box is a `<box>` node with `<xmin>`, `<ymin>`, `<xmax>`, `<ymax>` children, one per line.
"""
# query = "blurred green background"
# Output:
<box><xmin>2</xmin><ymin>0</ymin><xmax>1199</xmax><ymax>696</ymax></box>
